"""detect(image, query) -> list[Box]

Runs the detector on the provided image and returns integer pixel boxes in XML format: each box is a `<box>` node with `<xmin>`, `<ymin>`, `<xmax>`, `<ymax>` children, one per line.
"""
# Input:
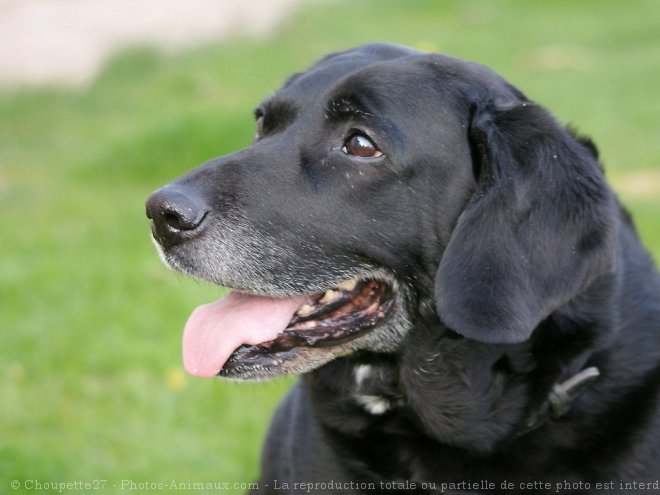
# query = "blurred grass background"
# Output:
<box><xmin>1</xmin><ymin>0</ymin><xmax>659</xmax><ymax>492</ymax></box>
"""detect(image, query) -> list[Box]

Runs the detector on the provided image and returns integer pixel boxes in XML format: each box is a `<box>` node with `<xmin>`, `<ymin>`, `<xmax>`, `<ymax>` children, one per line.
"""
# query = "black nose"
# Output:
<box><xmin>146</xmin><ymin>186</ymin><xmax>209</xmax><ymax>248</ymax></box>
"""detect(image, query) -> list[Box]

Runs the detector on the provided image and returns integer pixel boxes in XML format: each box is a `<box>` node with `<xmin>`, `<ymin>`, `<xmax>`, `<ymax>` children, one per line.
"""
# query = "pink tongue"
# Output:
<box><xmin>182</xmin><ymin>291</ymin><xmax>306</xmax><ymax>377</ymax></box>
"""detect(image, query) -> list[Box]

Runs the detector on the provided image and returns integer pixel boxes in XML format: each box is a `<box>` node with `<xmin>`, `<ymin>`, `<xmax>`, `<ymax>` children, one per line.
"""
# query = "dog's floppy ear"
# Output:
<box><xmin>435</xmin><ymin>100</ymin><xmax>616</xmax><ymax>343</ymax></box>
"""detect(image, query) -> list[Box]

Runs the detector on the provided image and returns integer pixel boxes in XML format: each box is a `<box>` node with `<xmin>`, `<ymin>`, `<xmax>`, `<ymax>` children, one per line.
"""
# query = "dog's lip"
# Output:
<box><xmin>218</xmin><ymin>278</ymin><xmax>395</xmax><ymax>377</ymax></box>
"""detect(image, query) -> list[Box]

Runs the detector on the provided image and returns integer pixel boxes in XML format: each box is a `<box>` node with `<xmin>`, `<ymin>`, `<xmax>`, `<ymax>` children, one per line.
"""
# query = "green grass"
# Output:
<box><xmin>1</xmin><ymin>0</ymin><xmax>660</xmax><ymax>492</ymax></box>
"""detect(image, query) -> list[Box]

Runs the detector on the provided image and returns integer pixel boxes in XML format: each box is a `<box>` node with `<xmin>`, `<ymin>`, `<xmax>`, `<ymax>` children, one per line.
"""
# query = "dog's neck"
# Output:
<box><xmin>308</xmin><ymin>315</ymin><xmax>611</xmax><ymax>453</ymax></box>
<box><xmin>517</xmin><ymin>366</ymin><xmax>601</xmax><ymax>435</ymax></box>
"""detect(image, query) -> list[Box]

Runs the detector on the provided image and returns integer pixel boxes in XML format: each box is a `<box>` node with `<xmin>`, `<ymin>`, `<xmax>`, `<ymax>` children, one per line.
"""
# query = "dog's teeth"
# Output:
<box><xmin>320</xmin><ymin>289</ymin><xmax>340</xmax><ymax>304</ymax></box>
<box><xmin>336</xmin><ymin>279</ymin><xmax>358</xmax><ymax>291</ymax></box>
<box><xmin>297</xmin><ymin>304</ymin><xmax>316</xmax><ymax>316</ymax></box>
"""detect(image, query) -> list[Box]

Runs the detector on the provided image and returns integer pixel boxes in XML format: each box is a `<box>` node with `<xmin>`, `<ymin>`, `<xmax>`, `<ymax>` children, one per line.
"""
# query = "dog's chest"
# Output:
<box><xmin>352</xmin><ymin>363</ymin><xmax>404</xmax><ymax>415</ymax></box>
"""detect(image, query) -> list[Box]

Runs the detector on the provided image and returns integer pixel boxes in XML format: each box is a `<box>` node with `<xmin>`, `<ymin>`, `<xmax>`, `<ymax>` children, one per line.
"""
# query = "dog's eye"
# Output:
<box><xmin>255</xmin><ymin>115</ymin><xmax>265</xmax><ymax>141</ymax></box>
<box><xmin>342</xmin><ymin>133</ymin><xmax>383</xmax><ymax>158</ymax></box>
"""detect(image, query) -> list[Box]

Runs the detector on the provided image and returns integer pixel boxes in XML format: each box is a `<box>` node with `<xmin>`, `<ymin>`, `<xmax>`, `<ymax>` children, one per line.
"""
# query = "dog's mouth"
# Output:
<box><xmin>182</xmin><ymin>277</ymin><xmax>395</xmax><ymax>379</ymax></box>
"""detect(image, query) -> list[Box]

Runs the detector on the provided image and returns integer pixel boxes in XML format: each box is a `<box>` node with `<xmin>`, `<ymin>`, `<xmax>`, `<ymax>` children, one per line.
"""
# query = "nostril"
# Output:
<box><xmin>164</xmin><ymin>212</ymin><xmax>180</xmax><ymax>229</ymax></box>
<box><xmin>146</xmin><ymin>186</ymin><xmax>209</xmax><ymax>247</ymax></box>
<box><xmin>158</xmin><ymin>202</ymin><xmax>207</xmax><ymax>232</ymax></box>
<box><xmin>162</xmin><ymin>209</ymin><xmax>206</xmax><ymax>231</ymax></box>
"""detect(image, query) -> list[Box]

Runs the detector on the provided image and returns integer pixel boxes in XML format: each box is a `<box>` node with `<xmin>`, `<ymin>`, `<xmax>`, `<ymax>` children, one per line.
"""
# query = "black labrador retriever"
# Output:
<box><xmin>146</xmin><ymin>43</ymin><xmax>660</xmax><ymax>492</ymax></box>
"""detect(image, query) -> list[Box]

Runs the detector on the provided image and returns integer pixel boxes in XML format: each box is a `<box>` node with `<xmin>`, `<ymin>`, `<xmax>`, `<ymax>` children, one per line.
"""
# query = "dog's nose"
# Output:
<box><xmin>146</xmin><ymin>186</ymin><xmax>209</xmax><ymax>248</ymax></box>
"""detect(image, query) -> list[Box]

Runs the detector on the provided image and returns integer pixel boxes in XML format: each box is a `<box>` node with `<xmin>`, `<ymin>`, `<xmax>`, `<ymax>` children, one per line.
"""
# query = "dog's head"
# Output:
<box><xmin>146</xmin><ymin>43</ymin><xmax>616</xmax><ymax>381</ymax></box>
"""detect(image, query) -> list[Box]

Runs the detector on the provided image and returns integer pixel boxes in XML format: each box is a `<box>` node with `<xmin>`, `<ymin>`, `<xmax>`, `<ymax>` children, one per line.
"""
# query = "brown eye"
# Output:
<box><xmin>255</xmin><ymin>115</ymin><xmax>265</xmax><ymax>141</ymax></box>
<box><xmin>342</xmin><ymin>133</ymin><xmax>383</xmax><ymax>158</ymax></box>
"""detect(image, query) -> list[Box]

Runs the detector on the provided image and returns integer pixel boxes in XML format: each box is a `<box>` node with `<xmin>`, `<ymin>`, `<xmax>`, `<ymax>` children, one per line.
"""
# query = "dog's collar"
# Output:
<box><xmin>519</xmin><ymin>366</ymin><xmax>601</xmax><ymax>436</ymax></box>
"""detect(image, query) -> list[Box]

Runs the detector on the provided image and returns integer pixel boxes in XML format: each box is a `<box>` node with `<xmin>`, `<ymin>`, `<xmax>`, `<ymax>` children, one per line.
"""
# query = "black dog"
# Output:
<box><xmin>146</xmin><ymin>43</ymin><xmax>660</xmax><ymax>492</ymax></box>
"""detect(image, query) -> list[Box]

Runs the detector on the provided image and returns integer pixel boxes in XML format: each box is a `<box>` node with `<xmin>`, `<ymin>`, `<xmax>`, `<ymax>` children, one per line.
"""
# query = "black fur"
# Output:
<box><xmin>147</xmin><ymin>43</ymin><xmax>660</xmax><ymax>493</ymax></box>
